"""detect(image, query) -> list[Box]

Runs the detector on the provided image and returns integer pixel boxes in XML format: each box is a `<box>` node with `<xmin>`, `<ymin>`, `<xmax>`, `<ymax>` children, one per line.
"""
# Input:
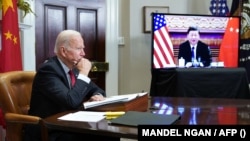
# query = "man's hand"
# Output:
<box><xmin>88</xmin><ymin>94</ymin><xmax>105</xmax><ymax>102</ymax></box>
<box><xmin>199</xmin><ymin>62</ymin><xmax>204</xmax><ymax>67</ymax></box>
<box><xmin>76</xmin><ymin>58</ymin><xmax>92</xmax><ymax>76</ymax></box>
<box><xmin>185</xmin><ymin>62</ymin><xmax>193</xmax><ymax>68</ymax></box>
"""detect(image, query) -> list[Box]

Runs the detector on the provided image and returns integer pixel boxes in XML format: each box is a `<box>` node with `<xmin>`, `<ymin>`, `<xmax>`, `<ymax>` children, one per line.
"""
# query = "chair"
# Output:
<box><xmin>0</xmin><ymin>71</ymin><xmax>47</xmax><ymax>141</ymax></box>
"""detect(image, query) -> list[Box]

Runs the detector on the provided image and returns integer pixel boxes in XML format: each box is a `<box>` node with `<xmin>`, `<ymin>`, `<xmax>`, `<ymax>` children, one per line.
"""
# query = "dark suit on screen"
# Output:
<box><xmin>178</xmin><ymin>40</ymin><xmax>212</xmax><ymax>67</ymax></box>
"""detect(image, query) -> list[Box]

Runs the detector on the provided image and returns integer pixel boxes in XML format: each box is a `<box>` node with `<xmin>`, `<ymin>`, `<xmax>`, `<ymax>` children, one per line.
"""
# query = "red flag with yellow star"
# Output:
<box><xmin>218</xmin><ymin>17</ymin><xmax>239</xmax><ymax>67</ymax></box>
<box><xmin>0</xmin><ymin>0</ymin><xmax>22</xmax><ymax>72</ymax></box>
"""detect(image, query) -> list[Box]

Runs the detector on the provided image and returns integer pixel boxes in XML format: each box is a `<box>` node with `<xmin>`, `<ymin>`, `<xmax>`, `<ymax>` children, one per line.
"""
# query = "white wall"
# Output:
<box><xmin>21</xmin><ymin>0</ymin><xmax>233</xmax><ymax>95</ymax></box>
<box><xmin>105</xmin><ymin>0</ymin><xmax>119</xmax><ymax>96</ymax></box>
<box><xmin>21</xmin><ymin>0</ymin><xmax>36</xmax><ymax>71</ymax></box>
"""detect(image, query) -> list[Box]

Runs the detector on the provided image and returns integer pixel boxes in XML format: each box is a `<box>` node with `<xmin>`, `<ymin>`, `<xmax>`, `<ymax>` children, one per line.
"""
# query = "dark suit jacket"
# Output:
<box><xmin>178</xmin><ymin>40</ymin><xmax>212</xmax><ymax>67</ymax></box>
<box><xmin>24</xmin><ymin>56</ymin><xmax>106</xmax><ymax>141</ymax></box>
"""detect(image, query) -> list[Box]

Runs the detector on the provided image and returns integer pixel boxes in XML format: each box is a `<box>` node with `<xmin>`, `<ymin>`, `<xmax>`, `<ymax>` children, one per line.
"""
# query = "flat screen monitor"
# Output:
<box><xmin>151</xmin><ymin>13</ymin><xmax>241</xmax><ymax>69</ymax></box>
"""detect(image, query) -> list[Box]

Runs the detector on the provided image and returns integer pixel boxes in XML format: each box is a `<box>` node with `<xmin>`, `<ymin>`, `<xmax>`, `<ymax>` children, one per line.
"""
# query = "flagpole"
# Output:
<box><xmin>238</xmin><ymin>0</ymin><xmax>243</xmax><ymax>16</ymax></box>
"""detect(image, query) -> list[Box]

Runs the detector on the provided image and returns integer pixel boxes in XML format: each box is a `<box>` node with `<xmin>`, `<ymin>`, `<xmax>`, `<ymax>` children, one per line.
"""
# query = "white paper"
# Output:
<box><xmin>83</xmin><ymin>92</ymin><xmax>148</xmax><ymax>109</ymax></box>
<box><xmin>110</xmin><ymin>92</ymin><xmax>148</xmax><ymax>102</ymax></box>
<box><xmin>83</xmin><ymin>96</ymin><xmax>128</xmax><ymax>109</ymax></box>
<box><xmin>58</xmin><ymin>111</ymin><xmax>105</xmax><ymax>122</ymax></box>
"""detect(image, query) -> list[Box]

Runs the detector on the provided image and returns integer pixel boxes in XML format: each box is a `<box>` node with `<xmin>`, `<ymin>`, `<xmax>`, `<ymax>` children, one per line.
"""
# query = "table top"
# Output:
<box><xmin>151</xmin><ymin>97</ymin><xmax>250</xmax><ymax>125</ymax></box>
<box><xmin>43</xmin><ymin>96</ymin><xmax>250</xmax><ymax>139</ymax></box>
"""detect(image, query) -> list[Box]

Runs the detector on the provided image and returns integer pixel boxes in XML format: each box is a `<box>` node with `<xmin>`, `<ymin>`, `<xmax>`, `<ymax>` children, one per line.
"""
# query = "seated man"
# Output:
<box><xmin>178</xmin><ymin>26</ymin><xmax>212</xmax><ymax>67</ymax></box>
<box><xmin>24</xmin><ymin>30</ymin><xmax>119</xmax><ymax>141</ymax></box>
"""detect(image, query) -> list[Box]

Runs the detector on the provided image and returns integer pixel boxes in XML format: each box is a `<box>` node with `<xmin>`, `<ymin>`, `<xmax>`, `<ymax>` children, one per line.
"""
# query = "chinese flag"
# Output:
<box><xmin>0</xmin><ymin>0</ymin><xmax>22</xmax><ymax>72</ymax></box>
<box><xmin>218</xmin><ymin>17</ymin><xmax>239</xmax><ymax>67</ymax></box>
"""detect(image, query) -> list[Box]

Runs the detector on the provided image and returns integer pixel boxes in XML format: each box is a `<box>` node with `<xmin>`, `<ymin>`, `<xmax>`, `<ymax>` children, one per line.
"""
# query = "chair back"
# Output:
<box><xmin>0</xmin><ymin>71</ymin><xmax>37</xmax><ymax>141</ymax></box>
<box><xmin>0</xmin><ymin>71</ymin><xmax>35</xmax><ymax>115</ymax></box>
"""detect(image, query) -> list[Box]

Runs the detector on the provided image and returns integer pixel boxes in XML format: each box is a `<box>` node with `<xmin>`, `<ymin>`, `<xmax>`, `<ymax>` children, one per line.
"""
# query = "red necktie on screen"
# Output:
<box><xmin>68</xmin><ymin>70</ymin><xmax>76</xmax><ymax>86</ymax></box>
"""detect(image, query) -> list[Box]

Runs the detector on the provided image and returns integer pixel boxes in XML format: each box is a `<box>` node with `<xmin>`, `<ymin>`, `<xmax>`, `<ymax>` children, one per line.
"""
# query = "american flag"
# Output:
<box><xmin>209</xmin><ymin>0</ymin><xmax>229</xmax><ymax>16</ymax></box>
<box><xmin>153</xmin><ymin>14</ymin><xmax>175</xmax><ymax>68</ymax></box>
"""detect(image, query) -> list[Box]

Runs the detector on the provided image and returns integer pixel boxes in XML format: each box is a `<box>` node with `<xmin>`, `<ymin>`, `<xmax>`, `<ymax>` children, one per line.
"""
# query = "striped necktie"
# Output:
<box><xmin>191</xmin><ymin>47</ymin><xmax>195</xmax><ymax>60</ymax></box>
<box><xmin>68</xmin><ymin>70</ymin><xmax>76</xmax><ymax>86</ymax></box>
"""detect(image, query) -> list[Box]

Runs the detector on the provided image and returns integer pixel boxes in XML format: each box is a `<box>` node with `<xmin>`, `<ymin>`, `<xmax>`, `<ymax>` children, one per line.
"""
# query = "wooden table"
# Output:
<box><xmin>42</xmin><ymin>110</ymin><xmax>137</xmax><ymax>139</ymax></box>
<box><xmin>42</xmin><ymin>97</ymin><xmax>250</xmax><ymax>140</ymax></box>
<box><xmin>151</xmin><ymin>97</ymin><xmax>250</xmax><ymax>125</ymax></box>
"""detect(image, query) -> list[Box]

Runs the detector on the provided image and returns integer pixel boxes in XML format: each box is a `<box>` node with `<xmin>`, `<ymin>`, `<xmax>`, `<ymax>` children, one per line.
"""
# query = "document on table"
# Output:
<box><xmin>110</xmin><ymin>92</ymin><xmax>148</xmax><ymax>102</ymax></box>
<box><xmin>83</xmin><ymin>92</ymin><xmax>148</xmax><ymax>109</ymax></box>
<box><xmin>58</xmin><ymin>111</ymin><xmax>106</xmax><ymax>122</ymax></box>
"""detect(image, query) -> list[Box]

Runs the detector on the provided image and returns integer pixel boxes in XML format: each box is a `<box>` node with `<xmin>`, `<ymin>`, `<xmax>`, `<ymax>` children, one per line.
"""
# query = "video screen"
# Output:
<box><xmin>151</xmin><ymin>13</ymin><xmax>240</xmax><ymax>69</ymax></box>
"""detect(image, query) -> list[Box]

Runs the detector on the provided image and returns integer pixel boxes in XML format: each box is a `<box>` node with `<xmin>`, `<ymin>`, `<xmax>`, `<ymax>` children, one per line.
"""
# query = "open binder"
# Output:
<box><xmin>85</xmin><ymin>92</ymin><xmax>149</xmax><ymax>112</ymax></box>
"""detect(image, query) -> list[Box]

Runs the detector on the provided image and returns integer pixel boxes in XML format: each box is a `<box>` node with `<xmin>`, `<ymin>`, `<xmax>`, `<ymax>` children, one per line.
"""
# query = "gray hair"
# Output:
<box><xmin>54</xmin><ymin>30</ymin><xmax>82</xmax><ymax>54</ymax></box>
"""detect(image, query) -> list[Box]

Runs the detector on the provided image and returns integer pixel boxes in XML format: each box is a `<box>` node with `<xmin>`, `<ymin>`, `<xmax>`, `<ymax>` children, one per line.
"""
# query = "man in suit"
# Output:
<box><xmin>178</xmin><ymin>26</ymin><xmax>212</xmax><ymax>67</ymax></box>
<box><xmin>24</xmin><ymin>30</ymin><xmax>119</xmax><ymax>141</ymax></box>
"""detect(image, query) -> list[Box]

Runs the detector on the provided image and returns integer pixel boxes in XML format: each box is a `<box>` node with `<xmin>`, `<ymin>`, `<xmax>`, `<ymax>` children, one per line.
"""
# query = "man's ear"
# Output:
<box><xmin>60</xmin><ymin>46</ymin><xmax>67</xmax><ymax>57</ymax></box>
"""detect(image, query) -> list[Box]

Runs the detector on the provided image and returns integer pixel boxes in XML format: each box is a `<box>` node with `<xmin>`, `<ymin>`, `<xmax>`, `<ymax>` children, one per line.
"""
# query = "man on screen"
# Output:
<box><xmin>178</xmin><ymin>26</ymin><xmax>212</xmax><ymax>67</ymax></box>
